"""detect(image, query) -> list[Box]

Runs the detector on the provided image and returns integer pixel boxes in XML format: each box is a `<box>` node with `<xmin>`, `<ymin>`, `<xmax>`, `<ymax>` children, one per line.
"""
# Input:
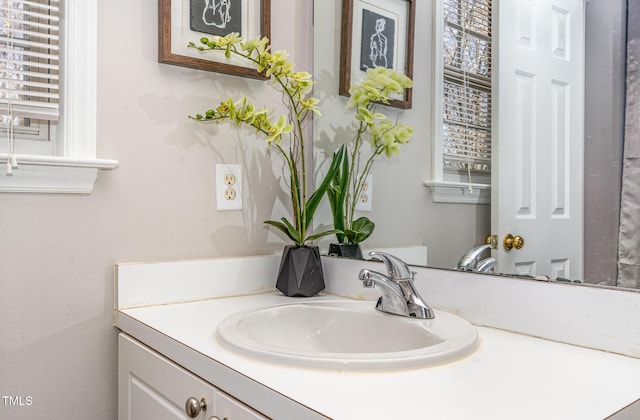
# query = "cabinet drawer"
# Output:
<box><xmin>119</xmin><ymin>334</ymin><xmax>214</xmax><ymax>420</ymax></box>
<box><xmin>119</xmin><ymin>334</ymin><xmax>271</xmax><ymax>420</ymax></box>
<box><xmin>215</xmin><ymin>390</ymin><xmax>269</xmax><ymax>420</ymax></box>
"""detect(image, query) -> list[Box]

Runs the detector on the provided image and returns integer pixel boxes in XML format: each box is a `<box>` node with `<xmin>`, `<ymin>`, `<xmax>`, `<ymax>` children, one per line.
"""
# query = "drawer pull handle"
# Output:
<box><xmin>185</xmin><ymin>396</ymin><xmax>207</xmax><ymax>418</ymax></box>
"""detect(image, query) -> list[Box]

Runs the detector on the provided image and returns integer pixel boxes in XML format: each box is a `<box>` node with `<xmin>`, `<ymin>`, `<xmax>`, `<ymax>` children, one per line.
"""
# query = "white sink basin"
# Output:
<box><xmin>216</xmin><ymin>300</ymin><xmax>480</xmax><ymax>370</ymax></box>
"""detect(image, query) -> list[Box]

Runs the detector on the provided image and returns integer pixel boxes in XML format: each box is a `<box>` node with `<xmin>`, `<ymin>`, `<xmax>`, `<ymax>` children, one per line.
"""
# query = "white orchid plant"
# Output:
<box><xmin>328</xmin><ymin>67</ymin><xmax>414</xmax><ymax>245</ymax></box>
<box><xmin>189</xmin><ymin>34</ymin><xmax>343</xmax><ymax>247</ymax></box>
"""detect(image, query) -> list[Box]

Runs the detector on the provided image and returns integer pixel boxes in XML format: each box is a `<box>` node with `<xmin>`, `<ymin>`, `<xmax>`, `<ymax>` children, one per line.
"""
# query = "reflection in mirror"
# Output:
<box><xmin>314</xmin><ymin>0</ymin><xmax>490</xmax><ymax>268</ymax></box>
<box><xmin>492</xmin><ymin>0</ymin><xmax>587</xmax><ymax>282</ymax></box>
<box><xmin>314</xmin><ymin>0</ymin><xmax>640</xmax><ymax>289</ymax></box>
<box><xmin>493</xmin><ymin>0</ymin><xmax>639</xmax><ymax>288</ymax></box>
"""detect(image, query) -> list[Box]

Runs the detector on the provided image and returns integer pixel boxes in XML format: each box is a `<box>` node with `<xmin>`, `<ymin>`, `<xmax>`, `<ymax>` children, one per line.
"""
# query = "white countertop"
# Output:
<box><xmin>115</xmin><ymin>292</ymin><xmax>640</xmax><ymax>420</ymax></box>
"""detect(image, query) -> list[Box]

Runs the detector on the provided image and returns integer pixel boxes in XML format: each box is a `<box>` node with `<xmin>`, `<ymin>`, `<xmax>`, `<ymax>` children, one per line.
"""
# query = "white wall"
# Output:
<box><xmin>0</xmin><ymin>1</ymin><xmax>312</xmax><ymax>418</ymax></box>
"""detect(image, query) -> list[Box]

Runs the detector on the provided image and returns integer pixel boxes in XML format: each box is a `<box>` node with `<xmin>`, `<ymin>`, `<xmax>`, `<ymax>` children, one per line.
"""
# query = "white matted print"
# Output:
<box><xmin>159</xmin><ymin>0</ymin><xmax>270</xmax><ymax>79</ymax></box>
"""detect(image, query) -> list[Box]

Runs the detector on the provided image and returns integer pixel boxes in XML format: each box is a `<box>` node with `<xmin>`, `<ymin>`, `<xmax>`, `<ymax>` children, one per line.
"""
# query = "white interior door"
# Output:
<box><xmin>492</xmin><ymin>0</ymin><xmax>584</xmax><ymax>280</ymax></box>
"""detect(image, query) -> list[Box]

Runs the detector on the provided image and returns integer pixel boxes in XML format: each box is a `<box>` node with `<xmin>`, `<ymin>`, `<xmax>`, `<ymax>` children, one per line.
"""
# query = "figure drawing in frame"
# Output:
<box><xmin>360</xmin><ymin>8</ymin><xmax>395</xmax><ymax>71</ymax></box>
<box><xmin>190</xmin><ymin>0</ymin><xmax>242</xmax><ymax>36</ymax></box>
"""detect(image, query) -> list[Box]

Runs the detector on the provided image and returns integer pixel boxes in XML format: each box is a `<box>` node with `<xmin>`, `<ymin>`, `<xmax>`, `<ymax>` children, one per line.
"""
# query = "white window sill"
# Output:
<box><xmin>0</xmin><ymin>154</ymin><xmax>119</xmax><ymax>193</ymax></box>
<box><xmin>424</xmin><ymin>180</ymin><xmax>491</xmax><ymax>204</ymax></box>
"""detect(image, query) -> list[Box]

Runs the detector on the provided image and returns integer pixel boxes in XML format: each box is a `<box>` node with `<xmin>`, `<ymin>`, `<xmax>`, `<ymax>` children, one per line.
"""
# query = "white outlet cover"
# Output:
<box><xmin>216</xmin><ymin>164</ymin><xmax>242</xmax><ymax>210</ymax></box>
<box><xmin>355</xmin><ymin>174</ymin><xmax>372</xmax><ymax>212</ymax></box>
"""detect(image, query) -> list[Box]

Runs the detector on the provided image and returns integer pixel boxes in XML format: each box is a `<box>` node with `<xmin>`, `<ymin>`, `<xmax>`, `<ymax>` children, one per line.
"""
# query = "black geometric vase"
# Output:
<box><xmin>328</xmin><ymin>243</ymin><xmax>363</xmax><ymax>259</ymax></box>
<box><xmin>275</xmin><ymin>245</ymin><xmax>325</xmax><ymax>297</ymax></box>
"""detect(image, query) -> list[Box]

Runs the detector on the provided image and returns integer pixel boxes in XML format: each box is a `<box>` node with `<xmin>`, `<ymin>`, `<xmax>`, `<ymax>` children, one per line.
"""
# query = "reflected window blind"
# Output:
<box><xmin>442</xmin><ymin>0</ymin><xmax>492</xmax><ymax>176</ymax></box>
<box><xmin>0</xmin><ymin>0</ymin><xmax>59</xmax><ymax>122</ymax></box>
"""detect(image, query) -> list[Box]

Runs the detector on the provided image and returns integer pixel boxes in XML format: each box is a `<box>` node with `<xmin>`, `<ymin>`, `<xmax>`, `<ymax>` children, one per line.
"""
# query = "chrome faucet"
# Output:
<box><xmin>475</xmin><ymin>257</ymin><xmax>496</xmax><ymax>273</ymax></box>
<box><xmin>456</xmin><ymin>244</ymin><xmax>492</xmax><ymax>272</ymax></box>
<box><xmin>358</xmin><ymin>251</ymin><xmax>435</xmax><ymax>319</ymax></box>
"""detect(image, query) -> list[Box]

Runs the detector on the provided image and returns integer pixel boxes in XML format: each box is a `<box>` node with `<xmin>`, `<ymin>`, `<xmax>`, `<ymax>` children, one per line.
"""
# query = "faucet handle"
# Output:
<box><xmin>368</xmin><ymin>251</ymin><xmax>412</xmax><ymax>280</ymax></box>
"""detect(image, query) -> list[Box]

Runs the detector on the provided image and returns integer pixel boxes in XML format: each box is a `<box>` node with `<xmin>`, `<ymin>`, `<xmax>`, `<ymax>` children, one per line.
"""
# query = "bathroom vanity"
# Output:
<box><xmin>115</xmin><ymin>255</ymin><xmax>640</xmax><ymax>419</ymax></box>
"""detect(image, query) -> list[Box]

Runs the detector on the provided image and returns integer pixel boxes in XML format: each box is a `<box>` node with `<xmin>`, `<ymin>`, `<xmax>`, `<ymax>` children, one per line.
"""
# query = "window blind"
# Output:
<box><xmin>442</xmin><ymin>0</ymin><xmax>492</xmax><ymax>176</ymax></box>
<box><xmin>0</xmin><ymin>0</ymin><xmax>60</xmax><ymax>121</ymax></box>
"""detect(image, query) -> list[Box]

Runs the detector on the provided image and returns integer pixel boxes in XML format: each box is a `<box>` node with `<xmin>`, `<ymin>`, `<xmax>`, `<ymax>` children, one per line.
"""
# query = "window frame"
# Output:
<box><xmin>424</xmin><ymin>0</ymin><xmax>491</xmax><ymax>204</ymax></box>
<box><xmin>0</xmin><ymin>0</ymin><xmax>118</xmax><ymax>194</ymax></box>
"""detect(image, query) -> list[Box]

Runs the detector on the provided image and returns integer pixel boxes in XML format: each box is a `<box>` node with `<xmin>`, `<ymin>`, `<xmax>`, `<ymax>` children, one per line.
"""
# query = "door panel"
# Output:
<box><xmin>493</xmin><ymin>0</ymin><xmax>584</xmax><ymax>280</ymax></box>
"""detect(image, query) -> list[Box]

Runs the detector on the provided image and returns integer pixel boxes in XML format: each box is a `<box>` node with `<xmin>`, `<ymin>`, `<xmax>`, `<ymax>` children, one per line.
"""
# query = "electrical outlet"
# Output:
<box><xmin>355</xmin><ymin>174</ymin><xmax>372</xmax><ymax>212</ymax></box>
<box><xmin>224</xmin><ymin>188</ymin><xmax>236</xmax><ymax>200</ymax></box>
<box><xmin>224</xmin><ymin>173</ymin><xmax>236</xmax><ymax>186</ymax></box>
<box><xmin>216</xmin><ymin>164</ymin><xmax>242</xmax><ymax>210</ymax></box>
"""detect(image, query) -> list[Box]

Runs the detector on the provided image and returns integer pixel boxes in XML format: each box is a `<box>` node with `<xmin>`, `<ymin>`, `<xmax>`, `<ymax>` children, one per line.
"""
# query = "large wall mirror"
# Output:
<box><xmin>313</xmin><ymin>0</ymin><xmax>639</xmax><ymax>290</ymax></box>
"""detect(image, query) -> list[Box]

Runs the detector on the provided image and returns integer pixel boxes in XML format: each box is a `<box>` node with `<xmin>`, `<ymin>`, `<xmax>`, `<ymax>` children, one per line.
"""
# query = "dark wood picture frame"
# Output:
<box><xmin>158</xmin><ymin>0</ymin><xmax>271</xmax><ymax>80</ymax></box>
<box><xmin>339</xmin><ymin>0</ymin><xmax>415</xmax><ymax>109</ymax></box>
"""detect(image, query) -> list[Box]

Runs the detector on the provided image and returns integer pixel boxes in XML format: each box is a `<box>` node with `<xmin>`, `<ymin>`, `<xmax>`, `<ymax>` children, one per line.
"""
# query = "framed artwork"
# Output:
<box><xmin>339</xmin><ymin>0</ymin><xmax>415</xmax><ymax>109</ymax></box>
<box><xmin>158</xmin><ymin>0</ymin><xmax>271</xmax><ymax>79</ymax></box>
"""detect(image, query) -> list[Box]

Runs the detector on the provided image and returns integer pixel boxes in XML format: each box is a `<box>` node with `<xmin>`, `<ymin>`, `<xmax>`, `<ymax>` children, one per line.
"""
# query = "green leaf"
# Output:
<box><xmin>280</xmin><ymin>217</ymin><xmax>302</xmax><ymax>245</ymax></box>
<box><xmin>345</xmin><ymin>216</ymin><xmax>375</xmax><ymax>244</ymax></box>
<box><xmin>327</xmin><ymin>145</ymin><xmax>349</xmax><ymax>243</ymax></box>
<box><xmin>306</xmin><ymin>229</ymin><xmax>343</xmax><ymax>243</ymax></box>
<box><xmin>306</xmin><ymin>145</ymin><xmax>346</xmax><ymax>230</ymax></box>
<box><xmin>264</xmin><ymin>219</ymin><xmax>299</xmax><ymax>244</ymax></box>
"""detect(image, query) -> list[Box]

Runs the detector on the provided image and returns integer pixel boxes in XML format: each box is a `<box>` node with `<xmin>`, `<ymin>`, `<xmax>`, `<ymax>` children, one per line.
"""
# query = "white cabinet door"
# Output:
<box><xmin>119</xmin><ymin>334</ymin><xmax>214</xmax><ymax>420</ymax></box>
<box><xmin>118</xmin><ymin>333</ymin><xmax>269</xmax><ymax>420</ymax></box>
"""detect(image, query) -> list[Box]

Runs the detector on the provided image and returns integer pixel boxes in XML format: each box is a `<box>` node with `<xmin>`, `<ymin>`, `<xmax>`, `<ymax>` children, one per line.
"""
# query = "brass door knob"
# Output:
<box><xmin>503</xmin><ymin>234</ymin><xmax>525</xmax><ymax>251</ymax></box>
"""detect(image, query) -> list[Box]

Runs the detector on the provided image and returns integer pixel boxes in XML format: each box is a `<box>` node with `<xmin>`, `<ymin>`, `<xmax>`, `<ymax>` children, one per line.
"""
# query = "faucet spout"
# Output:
<box><xmin>456</xmin><ymin>244</ymin><xmax>492</xmax><ymax>271</ymax></box>
<box><xmin>368</xmin><ymin>251</ymin><xmax>413</xmax><ymax>280</ymax></box>
<box><xmin>359</xmin><ymin>269</ymin><xmax>405</xmax><ymax>300</ymax></box>
<box><xmin>475</xmin><ymin>257</ymin><xmax>496</xmax><ymax>273</ymax></box>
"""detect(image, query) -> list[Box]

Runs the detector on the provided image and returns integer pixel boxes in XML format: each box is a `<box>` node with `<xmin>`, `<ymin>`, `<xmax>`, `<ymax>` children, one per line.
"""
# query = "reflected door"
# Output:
<box><xmin>492</xmin><ymin>0</ymin><xmax>584</xmax><ymax>280</ymax></box>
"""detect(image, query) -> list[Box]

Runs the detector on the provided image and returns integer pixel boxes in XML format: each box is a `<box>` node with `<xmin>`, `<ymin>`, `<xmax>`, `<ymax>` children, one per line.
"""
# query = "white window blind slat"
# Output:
<box><xmin>444</xmin><ymin>68</ymin><xmax>490</xmax><ymax>88</ymax></box>
<box><xmin>0</xmin><ymin>101</ymin><xmax>57</xmax><ymax>120</ymax></box>
<box><xmin>444</xmin><ymin>119</ymin><xmax>490</xmax><ymax>132</ymax></box>
<box><xmin>0</xmin><ymin>69</ymin><xmax>58</xmax><ymax>80</ymax></box>
<box><xmin>0</xmin><ymin>46</ymin><xmax>58</xmax><ymax>61</ymax></box>
<box><xmin>0</xmin><ymin>6</ymin><xmax>59</xmax><ymax>21</ymax></box>
<box><xmin>18</xmin><ymin>0</ymin><xmax>58</xmax><ymax>11</ymax></box>
<box><xmin>1</xmin><ymin>28</ymin><xmax>59</xmax><ymax>42</ymax></box>
<box><xmin>2</xmin><ymin>57</ymin><xmax>59</xmax><ymax>71</ymax></box>
<box><xmin>0</xmin><ymin>36</ymin><xmax>59</xmax><ymax>51</ymax></box>
<box><xmin>3</xmin><ymin>18</ymin><xmax>58</xmax><ymax>32</ymax></box>
<box><xmin>1</xmin><ymin>88</ymin><xmax>58</xmax><ymax>100</ymax></box>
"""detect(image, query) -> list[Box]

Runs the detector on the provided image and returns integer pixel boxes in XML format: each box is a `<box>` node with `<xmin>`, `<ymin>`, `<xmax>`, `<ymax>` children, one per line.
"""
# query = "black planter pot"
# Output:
<box><xmin>276</xmin><ymin>245</ymin><xmax>325</xmax><ymax>297</ymax></box>
<box><xmin>328</xmin><ymin>243</ymin><xmax>363</xmax><ymax>259</ymax></box>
